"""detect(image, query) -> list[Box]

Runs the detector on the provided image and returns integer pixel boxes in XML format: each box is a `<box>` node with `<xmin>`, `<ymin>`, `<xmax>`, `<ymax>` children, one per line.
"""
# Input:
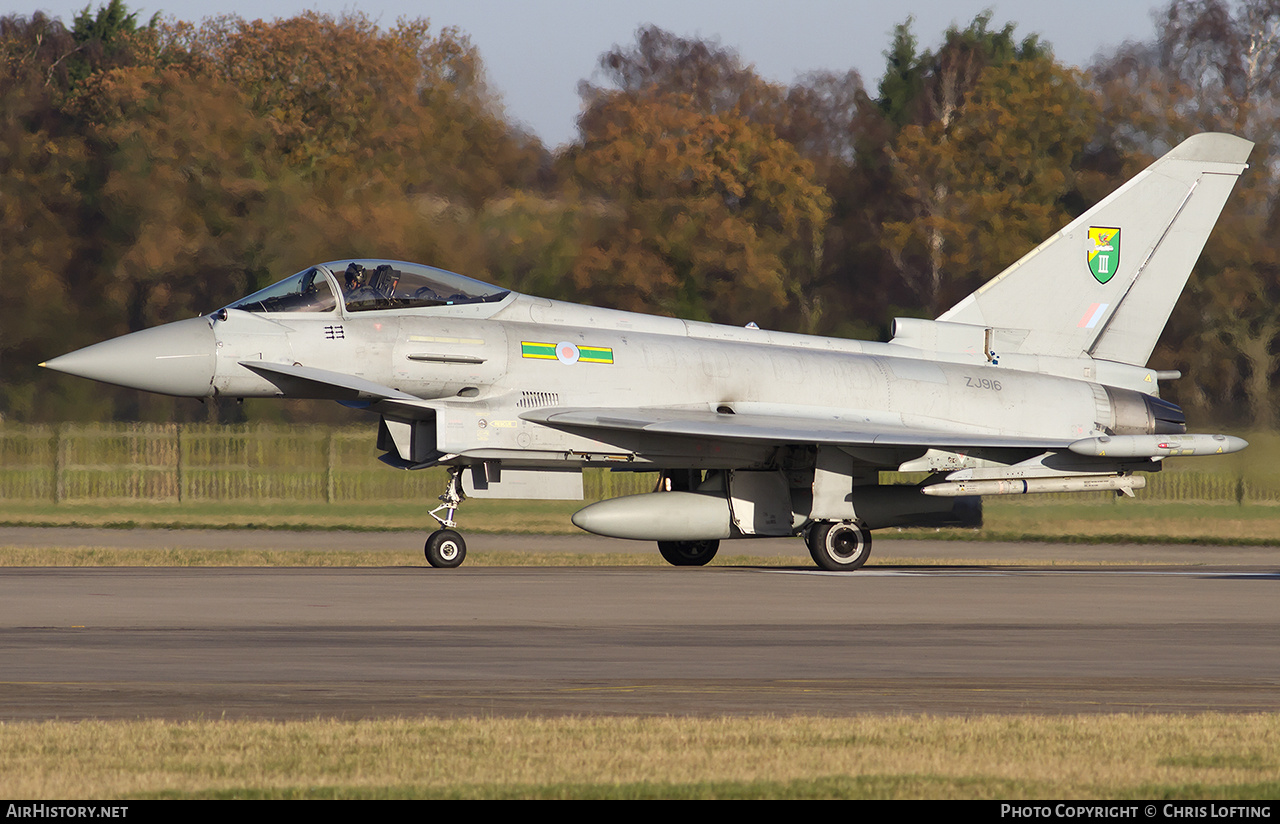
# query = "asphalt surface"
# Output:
<box><xmin>2</xmin><ymin>528</ymin><xmax>1278</xmax><ymax>720</ymax></box>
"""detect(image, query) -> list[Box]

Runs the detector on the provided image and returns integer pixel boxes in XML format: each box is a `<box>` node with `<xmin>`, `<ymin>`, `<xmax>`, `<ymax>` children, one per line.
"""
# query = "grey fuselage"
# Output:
<box><xmin>208</xmin><ymin>290</ymin><xmax>1151</xmax><ymax>472</ymax></box>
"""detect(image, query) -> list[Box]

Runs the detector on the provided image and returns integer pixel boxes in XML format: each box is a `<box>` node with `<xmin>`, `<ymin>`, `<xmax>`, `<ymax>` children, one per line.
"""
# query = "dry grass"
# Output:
<box><xmin>0</xmin><ymin>499</ymin><xmax>583</xmax><ymax>533</ymax></box>
<box><xmin>5</xmin><ymin>499</ymin><xmax>1280</xmax><ymax>545</ymax></box>
<box><xmin>1</xmin><ymin>714</ymin><xmax>1277</xmax><ymax>799</ymax></box>
<box><xmin>976</xmin><ymin>501</ymin><xmax>1280</xmax><ymax>544</ymax></box>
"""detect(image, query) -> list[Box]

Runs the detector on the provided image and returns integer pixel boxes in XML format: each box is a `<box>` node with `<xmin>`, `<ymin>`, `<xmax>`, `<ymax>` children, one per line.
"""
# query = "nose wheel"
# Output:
<box><xmin>425</xmin><ymin>467</ymin><xmax>469</xmax><ymax>568</ymax></box>
<box><xmin>425</xmin><ymin>528</ymin><xmax>466</xmax><ymax>568</ymax></box>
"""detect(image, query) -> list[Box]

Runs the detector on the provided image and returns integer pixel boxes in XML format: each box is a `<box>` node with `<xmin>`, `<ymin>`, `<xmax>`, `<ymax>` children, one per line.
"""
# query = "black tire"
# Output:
<box><xmin>425</xmin><ymin>529</ymin><xmax>467</xmax><ymax>568</ymax></box>
<box><xmin>806</xmin><ymin>521</ymin><xmax>871</xmax><ymax>571</ymax></box>
<box><xmin>657</xmin><ymin>539</ymin><xmax>719</xmax><ymax>566</ymax></box>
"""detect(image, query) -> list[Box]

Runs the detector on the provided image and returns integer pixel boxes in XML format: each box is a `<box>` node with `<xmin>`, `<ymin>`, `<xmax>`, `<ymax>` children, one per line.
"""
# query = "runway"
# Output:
<box><xmin>2</xmin><ymin>528</ymin><xmax>1278</xmax><ymax>720</ymax></box>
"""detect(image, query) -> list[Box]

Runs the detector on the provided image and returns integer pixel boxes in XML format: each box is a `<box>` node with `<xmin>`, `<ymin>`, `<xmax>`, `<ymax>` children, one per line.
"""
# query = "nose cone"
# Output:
<box><xmin>41</xmin><ymin>317</ymin><xmax>216</xmax><ymax>397</ymax></box>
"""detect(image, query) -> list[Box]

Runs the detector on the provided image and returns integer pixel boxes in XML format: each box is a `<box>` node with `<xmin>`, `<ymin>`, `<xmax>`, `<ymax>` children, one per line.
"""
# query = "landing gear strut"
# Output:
<box><xmin>425</xmin><ymin>467</ymin><xmax>467</xmax><ymax>568</ymax></box>
<box><xmin>805</xmin><ymin>521</ymin><xmax>872</xmax><ymax>571</ymax></box>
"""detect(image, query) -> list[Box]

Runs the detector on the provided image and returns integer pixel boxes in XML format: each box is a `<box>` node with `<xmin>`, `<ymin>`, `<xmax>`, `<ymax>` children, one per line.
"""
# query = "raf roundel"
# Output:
<box><xmin>556</xmin><ymin>342</ymin><xmax>580</xmax><ymax>364</ymax></box>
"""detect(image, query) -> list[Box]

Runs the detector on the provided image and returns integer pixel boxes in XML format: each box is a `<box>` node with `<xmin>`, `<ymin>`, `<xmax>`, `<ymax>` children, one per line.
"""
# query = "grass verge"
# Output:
<box><xmin>2</xmin><ymin>714</ymin><xmax>1277</xmax><ymax>799</ymax></box>
<box><xmin>4</xmin><ymin>499</ymin><xmax>1280</xmax><ymax>546</ymax></box>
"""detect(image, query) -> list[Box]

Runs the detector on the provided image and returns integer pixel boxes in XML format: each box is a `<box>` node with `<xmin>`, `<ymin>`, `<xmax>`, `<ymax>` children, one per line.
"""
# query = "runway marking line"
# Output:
<box><xmin>754</xmin><ymin>568</ymin><xmax>1280</xmax><ymax>579</ymax></box>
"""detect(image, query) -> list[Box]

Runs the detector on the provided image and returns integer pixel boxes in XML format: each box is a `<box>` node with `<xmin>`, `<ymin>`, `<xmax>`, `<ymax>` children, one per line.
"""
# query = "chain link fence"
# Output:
<box><xmin>2</xmin><ymin>424</ymin><xmax>1274</xmax><ymax>505</ymax></box>
<box><xmin>0</xmin><ymin>424</ymin><xmax>657</xmax><ymax>504</ymax></box>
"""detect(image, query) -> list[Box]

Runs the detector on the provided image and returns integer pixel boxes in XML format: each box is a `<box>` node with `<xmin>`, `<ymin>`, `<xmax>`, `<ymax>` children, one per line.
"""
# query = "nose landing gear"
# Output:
<box><xmin>425</xmin><ymin>467</ymin><xmax>467</xmax><ymax>568</ymax></box>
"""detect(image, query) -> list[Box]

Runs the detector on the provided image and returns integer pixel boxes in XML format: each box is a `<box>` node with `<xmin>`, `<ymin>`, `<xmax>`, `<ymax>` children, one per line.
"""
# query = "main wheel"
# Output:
<box><xmin>425</xmin><ymin>529</ymin><xmax>467</xmax><ymax>568</ymax></box>
<box><xmin>657</xmin><ymin>539</ymin><xmax>719</xmax><ymax>566</ymax></box>
<box><xmin>806</xmin><ymin>521</ymin><xmax>871</xmax><ymax>571</ymax></box>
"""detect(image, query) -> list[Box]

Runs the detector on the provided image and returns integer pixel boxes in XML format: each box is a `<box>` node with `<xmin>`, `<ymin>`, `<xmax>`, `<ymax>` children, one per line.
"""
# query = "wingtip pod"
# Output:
<box><xmin>1067</xmin><ymin>433</ymin><xmax>1248</xmax><ymax>458</ymax></box>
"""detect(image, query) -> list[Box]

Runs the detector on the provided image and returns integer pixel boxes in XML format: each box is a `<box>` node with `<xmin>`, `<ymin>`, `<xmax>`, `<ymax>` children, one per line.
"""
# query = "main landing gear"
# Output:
<box><xmin>805</xmin><ymin>521</ymin><xmax>872</xmax><ymax>571</ymax></box>
<box><xmin>657</xmin><ymin>539</ymin><xmax>720</xmax><ymax>566</ymax></box>
<box><xmin>425</xmin><ymin>467</ymin><xmax>467</xmax><ymax>568</ymax></box>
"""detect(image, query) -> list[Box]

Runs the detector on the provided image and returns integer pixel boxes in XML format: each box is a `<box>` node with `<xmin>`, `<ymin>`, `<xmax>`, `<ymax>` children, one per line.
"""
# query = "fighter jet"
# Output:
<box><xmin>42</xmin><ymin>133</ymin><xmax>1252</xmax><ymax>570</ymax></box>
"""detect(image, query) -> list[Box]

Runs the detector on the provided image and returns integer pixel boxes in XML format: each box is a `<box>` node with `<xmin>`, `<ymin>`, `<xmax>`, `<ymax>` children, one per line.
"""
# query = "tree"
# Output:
<box><xmin>0</xmin><ymin>7</ymin><xmax>547</xmax><ymax>422</ymax></box>
<box><xmin>0</xmin><ymin>61</ymin><xmax>87</xmax><ymax>419</ymax></box>
<box><xmin>65</xmin><ymin>0</ymin><xmax>160</xmax><ymax>85</ymax></box>
<box><xmin>180</xmin><ymin>13</ymin><xmax>539</xmax><ymax>204</ymax></box>
<box><xmin>0</xmin><ymin>8</ymin><xmax>136</xmax><ymax>420</ymax></box>
<box><xmin>581</xmin><ymin>25</ymin><xmax>784</xmax><ymax>125</ymax></box>
<box><xmin>569</xmin><ymin>91</ymin><xmax>830</xmax><ymax>327</ymax></box>
<box><xmin>1093</xmin><ymin>0</ymin><xmax>1280</xmax><ymax>427</ymax></box>
<box><xmin>569</xmin><ymin>27</ymin><xmax>831</xmax><ymax>329</ymax></box>
<box><xmin>872</xmin><ymin>14</ymin><xmax>1098</xmax><ymax>315</ymax></box>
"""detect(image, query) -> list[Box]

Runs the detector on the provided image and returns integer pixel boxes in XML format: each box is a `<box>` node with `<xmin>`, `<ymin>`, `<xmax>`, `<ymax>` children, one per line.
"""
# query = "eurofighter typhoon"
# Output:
<box><xmin>43</xmin><ymin>133</ymin><xmax>1252</xmax><ymax>569</ymax></box>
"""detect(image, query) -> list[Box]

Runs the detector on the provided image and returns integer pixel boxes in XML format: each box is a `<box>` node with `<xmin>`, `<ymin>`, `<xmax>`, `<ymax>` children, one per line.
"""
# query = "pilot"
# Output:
<box><xmin>343</xmin><ymin>263</ymin><xmax>368</xmax><ymax>293</ymax></box>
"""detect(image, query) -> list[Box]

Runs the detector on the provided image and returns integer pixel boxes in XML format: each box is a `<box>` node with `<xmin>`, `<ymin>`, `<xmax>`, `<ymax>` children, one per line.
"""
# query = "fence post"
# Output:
<box><xmin>52</xmin><ymin>424</ymin><xmax>62</xmax><ymax>504</ymax></box>
<box><xmin>326</xmin><ymin>430</ymin><xmax>336</xmax><ymax>504</ymax></box>
<box><xmin>176</xmin><ymin>424</ymin><xmax>184</xmax><ymax>504</ymax></box>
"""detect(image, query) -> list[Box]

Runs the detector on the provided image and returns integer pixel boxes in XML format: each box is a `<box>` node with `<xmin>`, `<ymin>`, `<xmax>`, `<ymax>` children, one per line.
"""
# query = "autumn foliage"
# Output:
<box><xmin>4</xmin><ymin>2</ymin><xmax>1278</xmax><ymax>428</ymax></box>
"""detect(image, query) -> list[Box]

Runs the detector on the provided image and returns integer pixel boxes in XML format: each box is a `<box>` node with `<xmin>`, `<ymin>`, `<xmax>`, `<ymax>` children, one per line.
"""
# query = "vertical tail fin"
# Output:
<box><xmin>938</xmin><ymin>133</ymin><xmax>1252</xmax><ymax>365</ymax></box>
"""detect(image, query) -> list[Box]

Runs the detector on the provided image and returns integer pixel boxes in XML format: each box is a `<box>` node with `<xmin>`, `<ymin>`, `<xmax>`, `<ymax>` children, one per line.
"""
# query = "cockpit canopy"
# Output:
<box><xmin>225</xmin><ymin>259</ymin><xmax>511</xmax><ymax>315</ymax></box>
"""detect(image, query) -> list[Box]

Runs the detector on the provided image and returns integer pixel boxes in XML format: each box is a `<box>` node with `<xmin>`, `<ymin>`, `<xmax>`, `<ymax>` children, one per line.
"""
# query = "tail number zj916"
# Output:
<box><xmin>964</xmin><ymin>376</ymin><xmax>1003</xmax><ymax>391</ymax></box>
